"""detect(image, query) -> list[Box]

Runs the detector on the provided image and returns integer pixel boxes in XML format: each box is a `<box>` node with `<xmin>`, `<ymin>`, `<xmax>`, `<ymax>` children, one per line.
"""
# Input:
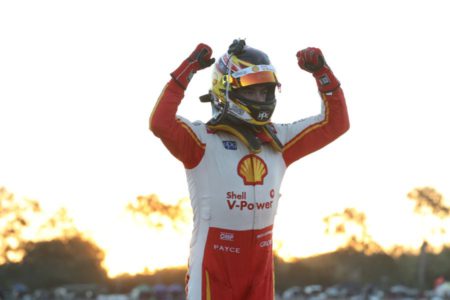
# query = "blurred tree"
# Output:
<box><xmin>407</xmin><ymin>187</ymin><xmax>449</xmax><ymax>291</ymax></box>
<box><xmin>408</xmin><ymin>187</ymin><xmax>450</xmax><ymax>241</ymax></box>
<box><xmin>428</xmin><ymin>247</ymin><xmax>450</xmax><ymax>282</ymax></box>
<box><xmin>274</xmin><ymin>249</ymin><xmax>398</xmax><ymax>292</ymax></box>
<box><xmin>17</xmin><ymin>236</ymin><xmax>108</xmax><ymax>288</ymax></box>
<box><xmin>0</xmin><ymin>187</ymin><xmax>41</xmax><ymax>264</ymax></box>
<box><xmin>126</xmin><ymin>194</ymin><xmax>192</xmax><ymax>230</ymax></box>
<box><xmin>408</xmin><ymin>187</ymin><xmax>449</xmax><ymax>219</ymax></box>
<box><xmin>38</xmin><ymin>207</ymin><xmax>80</xmax><ymax>239</ymax></box>
<box><xmin>323</xmin><ymin>208</ymin><xmax>382</xmax><ymax>254</ymax></box>
<box><xmin>0</xmin><ymin>187</ymin><xmax>107</xmax><ymax>288</ymax></box>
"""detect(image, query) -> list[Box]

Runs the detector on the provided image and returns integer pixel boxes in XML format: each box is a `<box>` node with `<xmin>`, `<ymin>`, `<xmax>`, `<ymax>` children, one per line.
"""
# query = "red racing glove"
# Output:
<box><xmin>297</xmin><ymin>47</ymin><xmax>340</xmax><ymax>93</ymax></box>
<box><xmin>170</xmin><ymin>43</ymin><xmax>215</xmax><ymax>90</ymax></box>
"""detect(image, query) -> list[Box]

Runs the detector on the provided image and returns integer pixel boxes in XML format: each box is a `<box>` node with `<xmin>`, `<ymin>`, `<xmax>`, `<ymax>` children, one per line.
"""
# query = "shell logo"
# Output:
<box><xmin>237</xmin><ymin>154</ymin><xmax>268</xmax><ymax>185</ymax></box>
<box><xmin>252</xmin><ymin>65</ymin><xmax>260</xmax><ymax>72</ymax></box>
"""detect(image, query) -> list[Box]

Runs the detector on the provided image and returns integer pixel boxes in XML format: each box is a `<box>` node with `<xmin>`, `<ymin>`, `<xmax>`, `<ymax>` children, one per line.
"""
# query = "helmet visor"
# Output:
<box><xmin>238</xmin><ymin>71</ymin><xmax>277</xmax><ymax>87</ymax></box>
<box><xmin>231</xmin><ymin>65</ymin><xmax>278</xmax><ymax>88</ymax></box>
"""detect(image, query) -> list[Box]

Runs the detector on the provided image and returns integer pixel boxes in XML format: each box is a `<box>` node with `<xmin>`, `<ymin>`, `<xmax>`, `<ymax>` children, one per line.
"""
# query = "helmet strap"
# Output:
<box><xmin>225</xmin><ymin>54</ymin><xmax>233</xmax><ymax>109</ymax></box>
<box><xmin>207</xmin><ymin>114</ymin><xmax>282</xmax><ymax>153</ymax></box>
<box><xmin>207</xmin><ymin>114</ymin><xmax>262</xmax><ymax>153</ymax></box>
<box><xmin>262</xmin><ymin>124</ymin><xmax>283</xmax><ymax>152</ymax></box>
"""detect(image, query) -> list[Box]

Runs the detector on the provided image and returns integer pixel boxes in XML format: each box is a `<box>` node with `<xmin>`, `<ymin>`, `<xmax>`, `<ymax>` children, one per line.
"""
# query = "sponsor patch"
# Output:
<box><xmin>319</xmin><ymin>74</ymin><xmax>330</xmax><ymax>86</ymax></box>
<box><xmin>223</xmin><ymin>140</ymin><xmax>237</xmax><ymax>150</ymax></box>
<box><xmin>219</xmin><ymin>232</ymin><xmax>234</xmax><ymax>241</ymax></box>
<box><xmin>257</xmin><ymin>111</ymin><xmax>270</xmax><ymax>120</ymax></box>
<box><xmin>256</xmin><ymin>230</ymin><xmax>273</xmax><ymax>239</ymax></box>
<box><xmin>259</xmin><ymin>240</ymin><xmax>272</xmax><ymax>248</ymax></box>
<box><xmin>237</xmin><ymin>154</ymin><xmax>268</xmax><ymax>185</ymax></box>
<box><xmin>213</xmin><ymin>244</ymin><xmax>240</xmax><ymax>254</ymax></box>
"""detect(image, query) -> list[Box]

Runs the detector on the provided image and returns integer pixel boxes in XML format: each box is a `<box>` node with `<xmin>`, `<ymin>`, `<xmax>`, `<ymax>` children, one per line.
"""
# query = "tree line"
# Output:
<box><xmin>1</xmin><ymin>186</ymin><xmax>449</xmax><ymax>292</ymax></box>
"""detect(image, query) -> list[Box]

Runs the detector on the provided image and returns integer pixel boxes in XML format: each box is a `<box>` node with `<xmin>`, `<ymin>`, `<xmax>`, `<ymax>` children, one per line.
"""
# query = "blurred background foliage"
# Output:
<box><xmin>1</xmin><ymin>186</ymin><xmax>450</xmax><ymax>292</ymax></box>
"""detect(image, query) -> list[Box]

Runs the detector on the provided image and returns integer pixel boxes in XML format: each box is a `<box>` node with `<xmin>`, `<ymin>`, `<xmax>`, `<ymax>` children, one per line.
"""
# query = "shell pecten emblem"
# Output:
<box><xmin>251</xmin><ymin>65</ymin><xmax>260</xmax><ymax>72</ymax></box>
<box><xmin>237</xmin><ymin>154</ymin><xmax>268</xmax><ymax>185</ymax></box>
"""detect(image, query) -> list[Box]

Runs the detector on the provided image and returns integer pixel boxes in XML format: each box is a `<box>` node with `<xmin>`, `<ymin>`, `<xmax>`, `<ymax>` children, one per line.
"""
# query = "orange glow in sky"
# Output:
<box><xmin>93</xmin><ymin>215</ymin><xmax>192</xmax><ymax>277</ymax></box>
<box><xmin>1</xmin><ymin>0</ymin><xmax>450</xmax><ymax>277</ymax></box>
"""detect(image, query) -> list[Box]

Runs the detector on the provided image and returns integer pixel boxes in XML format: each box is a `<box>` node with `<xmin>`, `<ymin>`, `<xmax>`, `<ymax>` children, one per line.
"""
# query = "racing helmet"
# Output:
<box><xmin>210</xmin><ymin>40</ymin><xmax>280</xmax><ymax>126</ymax></box>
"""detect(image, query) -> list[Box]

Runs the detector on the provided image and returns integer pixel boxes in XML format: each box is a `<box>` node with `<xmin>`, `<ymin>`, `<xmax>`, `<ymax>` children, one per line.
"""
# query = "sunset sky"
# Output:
<box><xmin>1</xmin><ymin>0</ymin><xmax>450</xmax><ymax>277</ymax></box>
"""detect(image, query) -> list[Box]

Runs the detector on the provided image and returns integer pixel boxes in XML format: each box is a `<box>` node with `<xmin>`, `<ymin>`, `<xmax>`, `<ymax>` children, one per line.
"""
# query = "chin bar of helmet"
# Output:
<box><xmin>199</xmin><ymin>90</ymin><xmax>270</xmax><ymax>126</ymax></box>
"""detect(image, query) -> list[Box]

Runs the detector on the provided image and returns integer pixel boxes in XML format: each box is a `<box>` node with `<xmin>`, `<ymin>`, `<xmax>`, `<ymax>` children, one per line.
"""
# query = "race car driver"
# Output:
<box><xmin>150</xmin><ymin>39</ymin><xmax>349</xmax><ymax>300</ymax></box>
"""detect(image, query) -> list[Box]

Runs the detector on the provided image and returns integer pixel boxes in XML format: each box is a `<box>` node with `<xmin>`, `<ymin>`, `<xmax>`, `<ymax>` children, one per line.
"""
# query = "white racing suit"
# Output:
<box><xmin>150</xmin><ymin>79</ymin><xmax>349</xmax><ymax>300</ymax></box>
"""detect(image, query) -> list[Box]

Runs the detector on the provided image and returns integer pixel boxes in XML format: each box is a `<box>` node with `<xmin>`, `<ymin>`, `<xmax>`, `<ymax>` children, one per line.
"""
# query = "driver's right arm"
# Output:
<box><xmin>149</xmin><ymin>44</ymin><xmax>215</xmax><ymax>169</ymax></box>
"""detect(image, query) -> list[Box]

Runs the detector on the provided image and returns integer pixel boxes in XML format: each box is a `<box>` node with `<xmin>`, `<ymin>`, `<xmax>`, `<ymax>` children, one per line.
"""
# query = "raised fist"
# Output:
<box><xmin>296</xmin><ymin>47</ymin><xmax>340</xmax><ymax>93</ymax></box>
<box><xmin>297</xmin><ymin>47</ymin><xmax>326</xmax><ymax>73</ymax></box>
<box><xmin>171</xmin><ymin>43</ymin><xmax>215</xmax><ymax>89</ymax></box>
<box><xmin>187</xmin><ymin>43</ymin><xmax>216</xmax><ymax>70</ymax></box>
